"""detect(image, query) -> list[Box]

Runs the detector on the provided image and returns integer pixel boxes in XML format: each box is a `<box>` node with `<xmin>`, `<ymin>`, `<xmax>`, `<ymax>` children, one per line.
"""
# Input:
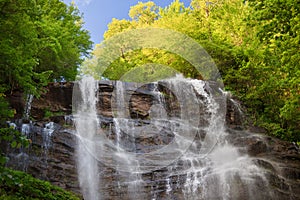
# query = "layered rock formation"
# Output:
<box><xmin>5</xmin><ymin>81</ymin><xmax>300</xmax><ymax>199</ymax></box>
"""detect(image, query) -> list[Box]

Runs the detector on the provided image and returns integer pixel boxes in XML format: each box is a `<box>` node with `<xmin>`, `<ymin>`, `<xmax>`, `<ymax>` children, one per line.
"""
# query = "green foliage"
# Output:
<box><xmin>84</xmin><ymin>0</ymin><xmax>245</xmax><ymax>81</ymax></box>
<box><xmin>0</xmin><ymin>128</ymin><xmax>29</xmax><ymax>150</ymax></box>
<box><xmin>34</xmin><ymin>0</ymin><xmax>92</xmax><ymax>82</ymax></box>
<box><xmin>0</xmin><ymin>168</ymin><xmax>80</xmax><ymax>200</ymax></box>
<box><xmin>0</xmin><ymin>0</ymin><xmax>92</xmax><ymax>96</ymax></box>
<box><xmin>101</xmin><ymin>48</ymin><xmax>200</xmax><ymax>80</ymax></box>
<box><xmin>82</xmin><ymin>0</ymin><xmax>299</xmax><ymax>141</ymax></box>
<box><xmin>44</xmin><ymin>109</ymin><xmax>65</xmax><ymax>119</ymax></box>
<box><xmin>0</xmin><ymin>95</ymin><xmax>14</xmax><ymax>124</ymax></box>
<box><xmin>0</xmin><ymin>0</ymin><xmax>39</xmax><ymax>95</ymax></box>
<box><xmin>0</xmin><ymin>93</ymin><xmax>29</xmax><ymax>166</ymax></box>
<box><xmin>129</xmin><ymin>1</ymin><xmax>159</xmax><ymax>25</ymax></box>
<box><xmin>0</xmin><ymin>115</ymin><xmax>30</xmax><ymax>168</ymax></box>
<box><xmin>0</xmin><ymin>95</ymin><xmax>78</xmax><ymax>199</ymax></box>
<box><xmin>232</xmin><ymin>0</ymin><xmax>300</xmax><ymax>140</ymax></box>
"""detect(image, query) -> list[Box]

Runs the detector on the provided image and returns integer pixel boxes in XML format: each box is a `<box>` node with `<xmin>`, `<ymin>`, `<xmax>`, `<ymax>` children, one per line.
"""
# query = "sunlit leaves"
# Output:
<box><xmin>0</xmin><ymin>0</ymin><xmax>92</xmax><ymax>169</ymax></box>
<box><xmin>104</xmin><ymin>19</ymin><xmax>135</xmax><ymax>40</ymax></box>
<box><xmin>85</xmin><ymin>0</ymin><xmax>299</xmax><ymax>141</ymax></box>
<box><xmin>236</xmin><ymin>0</ymin><xmax>300</xmax><ymax>140</ymax></box>
<box><xmin>0</xmin><ymin>0</ymin><xmax>92</xmax><ymax>96</ymax></box>
<box><xmin>129</xmin><ymin>1</ymin><xmax>159</xmax><ymax>25</ymax></box>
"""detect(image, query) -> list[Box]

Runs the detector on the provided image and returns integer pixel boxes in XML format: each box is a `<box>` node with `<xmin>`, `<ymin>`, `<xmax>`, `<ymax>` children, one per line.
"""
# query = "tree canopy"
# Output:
<box><xmin>0</xmin><ymin>0</ymin><xmax>92</xmax><ymax>167</ymax></box>
<box><xmin>0</xmin><ymin>0</ymin><xmax>92</xmax><ymax>96</ymax></box>
<box><xmin>82</xmin><ymin>0</ymin><xmax>299</xmax><ymax>141</ymax></box>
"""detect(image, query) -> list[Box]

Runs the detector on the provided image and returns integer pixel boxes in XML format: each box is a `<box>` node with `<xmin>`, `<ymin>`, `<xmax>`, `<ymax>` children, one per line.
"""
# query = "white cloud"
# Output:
<box><xmin>74</xmin><ymin>0</ymin><xmax>92</xmax><ymax>6</ymax></box>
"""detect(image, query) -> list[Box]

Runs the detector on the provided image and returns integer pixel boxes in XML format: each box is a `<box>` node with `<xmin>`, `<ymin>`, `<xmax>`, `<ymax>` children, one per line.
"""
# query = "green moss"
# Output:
<box><xmin>44</xmin><ymin>109</ymin><xmax>66</xmax><ymax>119</ymax></box>
<box><xmin>0</xmin><ymin>168</ymin><xmax>81</xmax><ymax>200</ymax></box>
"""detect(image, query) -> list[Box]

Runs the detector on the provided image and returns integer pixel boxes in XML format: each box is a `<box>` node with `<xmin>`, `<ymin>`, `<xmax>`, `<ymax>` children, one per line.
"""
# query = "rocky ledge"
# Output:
<box><xmin>4</xmin><ymin>81</ymin><xmax>300</xmax><ymax>199</ymax></box>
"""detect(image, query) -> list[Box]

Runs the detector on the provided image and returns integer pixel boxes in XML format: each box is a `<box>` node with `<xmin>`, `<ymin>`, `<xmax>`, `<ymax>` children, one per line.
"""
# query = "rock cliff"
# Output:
<box><xmin>5</xmin><ymin>81</ymin><xmax>300</xmax><ymax>199</ymax></box>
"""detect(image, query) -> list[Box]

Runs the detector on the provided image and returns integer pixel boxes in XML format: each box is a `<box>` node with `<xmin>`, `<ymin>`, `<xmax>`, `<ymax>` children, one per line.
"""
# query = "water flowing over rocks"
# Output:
<box><xmin>4</xmin><ymin>80</ymin><xmax>300</xmax><ymax>200</ymax></box>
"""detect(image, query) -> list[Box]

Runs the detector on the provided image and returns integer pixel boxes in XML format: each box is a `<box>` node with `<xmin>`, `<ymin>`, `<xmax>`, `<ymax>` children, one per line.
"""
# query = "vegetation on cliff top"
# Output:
<box><xmin>82</xmin><ymin>0</ymin><xmax>299</xmax><ymax>141</ymax></box>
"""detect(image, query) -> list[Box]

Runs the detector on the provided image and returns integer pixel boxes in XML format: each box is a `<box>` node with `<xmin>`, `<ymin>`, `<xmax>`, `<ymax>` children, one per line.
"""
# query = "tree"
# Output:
<box><xmin>129</xmin><ymin>1</ymin><xmax>159</xmax><ymax>25</ymax></box>
<box><xmin>0</xmin><ymin>0</ymin><xmax>92</xmax><ymax>96</ymax></box>
<box><xmin>82</xmin><ymin>0</ymin><xmax>299</xmax><ymax>141</ymax></box>
<box><xmin>0</xmin><ymin>0</ymin><xmax>40</xmax><ymax>95</ymax></box>
<box><xmin>34</xmin><ymin>0</ymin><xmax>92</xmax><ymax>81</ymax></box>
<box><xmin>0</xmin><ymin>0</ymin><xmax>92</xmax><ymax>169</ymax></box>
<box><xmin>231</xmin><ymin>0</ymin><xmax>300</xmax><ymax>140</ymax></box>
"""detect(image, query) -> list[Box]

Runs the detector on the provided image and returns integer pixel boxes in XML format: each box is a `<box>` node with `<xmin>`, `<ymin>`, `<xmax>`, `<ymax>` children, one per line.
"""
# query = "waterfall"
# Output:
<box><xmin>24</xmin><ymin>94</ymin><xmax>33</xmax><ymax>120</ymax></box>
<box><xmin>74</xmin><ymin>76</ymin><xmax>100</xmax><ymax>200</ymax></box>
<box><xmin>21</xmin><ymin>123</ymin><xmax>31</xmax><ymax>137</ymax></box>
<box><xmin>175</xmin><ymin>78</ymin><xmax>271</xmax><ymax>200</ymax></box>
<box><xmin>42</xmin><ymin>122</ymin><xmax>55</xmax><ymax>150</ymax></box>
<box><xmin>113</xmin><ymin>81</ymin><xmax>145</xmax><ymax>199</ymax></box>
<box><xmin>72</xmin><ymin>76</ymin><xmax>274</xmax><ymax>199</ymax></box>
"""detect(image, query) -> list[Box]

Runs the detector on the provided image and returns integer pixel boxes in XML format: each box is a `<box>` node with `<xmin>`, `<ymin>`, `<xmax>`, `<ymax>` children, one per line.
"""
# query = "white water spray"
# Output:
<box><xmin>72</xmin><ymin>76</ymin><xmax>273</xmax><ymax>199</ymax></box>
<box><xmin>74</xmin><ymin>76</ymin><xmax>100</xmax><ymax>200</ymax></box>
<box><xmin>24</xmin><ymin>94</ymin><xmax>33</xmax><ymax>120</ymax></box>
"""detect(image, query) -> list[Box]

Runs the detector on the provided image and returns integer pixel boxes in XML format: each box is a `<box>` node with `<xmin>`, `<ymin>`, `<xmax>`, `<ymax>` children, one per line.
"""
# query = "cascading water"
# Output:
<box><xmin>164</xmin><ymin>77</ymin><xmax>272</xmax><ymax>200</ymax></box>
<box><xmin>73</xmin><ymin>76</ymin><xmax>274</xmax><ymax>200</ymax></box>
<box><xmin>42</xmin><ymin>122</ymin><xmax>55</xmax><ymax>150</ymax></box>
<box><xmin>74</xmin><ymin>76</ymin><xmax>100</xmax><ymax>200</ymax></box>
<box><xmin>113</xmin><ymin>81</ymin><xmax>145</xmax><ymax>199</ymax></box>
<box><xmin>21</xmin><ymin>123</ymin><xmax>31</xmax><ymax>137</ymax></box>
<box><xmin>24</xmin><ymin>94</ymin><xmax>34</xmax><ymax>120</ymax></box>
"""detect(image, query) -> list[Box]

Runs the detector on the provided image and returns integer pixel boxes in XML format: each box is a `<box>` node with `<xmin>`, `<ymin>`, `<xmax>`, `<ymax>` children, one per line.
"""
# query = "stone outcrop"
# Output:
<box><xmin>4</xmin><ymin>122</ymin><xmax>80</xmax><ymax>194</ymax></box>
<box><xmin>5</xmin><ymin>81</ymin><xmax>300</xmax><ymax>199</ymax></box>
<box><xmin>8</xmin><ymin>81</ymin><xmax>243</xmax><ymax>128</ymax></box>
<box><xmin>227</xmin><ymin>129</ymin><xmax>300</xmax><ymax>199</ymax></box>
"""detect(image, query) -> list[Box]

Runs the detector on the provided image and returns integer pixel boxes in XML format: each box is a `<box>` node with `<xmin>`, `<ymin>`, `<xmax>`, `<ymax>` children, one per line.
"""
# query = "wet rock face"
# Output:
<box><xmin>97</xmin><ymin>81</ymin><xmax>181</xmax><ymax>120</ymax></box>
<box><xmin>4</xmin><ymin>122</ymin><xmax>80</xmax><ymax>194</ymax></box>
<box><xmin>5</xmin><ymin>81</ymin><xmax>300</xmax><ymax>199</ymax></box>
<box><xmin>227</xmin><ymin>129</ymin><xmax>300</xmax><ymax>199</ymax></box>
<box><xmin>5</xmin><ymin>122</ymin><xmax>300</xmax><ymax>199</ymax></box>
<box><xmin>7</xmin><ymin>82</ymin><xmax>74</xmax><ymax>121</ymax></box>
<box><xmin>8</xmin><ymin>81</ymin><xmax>243</xmax><ymax>128</ymax></box>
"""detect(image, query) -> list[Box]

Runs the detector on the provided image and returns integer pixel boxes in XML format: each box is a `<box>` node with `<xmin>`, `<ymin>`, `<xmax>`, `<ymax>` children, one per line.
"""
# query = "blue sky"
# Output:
<box><xmin>62</xmin><ymin>0</ymin><xmax>191</xmax><ymax>45</ymax></box>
